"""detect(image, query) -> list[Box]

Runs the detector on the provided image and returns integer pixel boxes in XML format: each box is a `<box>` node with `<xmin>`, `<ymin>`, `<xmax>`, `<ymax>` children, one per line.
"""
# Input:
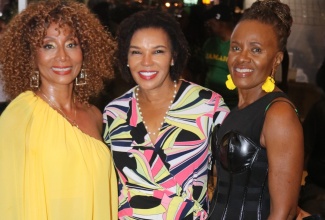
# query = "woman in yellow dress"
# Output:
<box><xmin>0</xmin><ymin>0</ymin><xmax>118</xmax><ymax>219</ymax></box>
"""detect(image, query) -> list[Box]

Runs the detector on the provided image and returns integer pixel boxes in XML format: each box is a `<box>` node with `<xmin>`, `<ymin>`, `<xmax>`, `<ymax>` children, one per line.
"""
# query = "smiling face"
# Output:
<box><xmin>127</xmin><ymin>27</ymin><xmax>174</xmax><ymax>91</ymax></box>
<box><xmin>228</xmin><ymin>20</ymin><xmax>283</xmax><ymax>92</ymax></box>
<box><xmin>35</xmin><ymin>22</ymin><xmax>83</xmax><ymax>88</ymax></box>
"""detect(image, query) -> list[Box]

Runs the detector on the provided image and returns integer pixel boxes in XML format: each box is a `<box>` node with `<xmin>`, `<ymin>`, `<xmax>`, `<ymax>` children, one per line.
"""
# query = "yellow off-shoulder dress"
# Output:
<box><xmin>0</xmin><ymin>91</ymin><xmax>118</xmax><ymax>220</ymax></box>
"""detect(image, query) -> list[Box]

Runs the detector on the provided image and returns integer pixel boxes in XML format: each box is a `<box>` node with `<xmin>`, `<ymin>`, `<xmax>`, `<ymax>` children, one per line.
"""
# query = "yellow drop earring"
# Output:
<box><xmin>225</xmin><ymin>74</ymin><xmax>236</xmax><ymax>90</ymax></box>
<box><xmin>262</xmin><ymin>76</ymin><xmax>275</xmax><ymax>93</ymax></box>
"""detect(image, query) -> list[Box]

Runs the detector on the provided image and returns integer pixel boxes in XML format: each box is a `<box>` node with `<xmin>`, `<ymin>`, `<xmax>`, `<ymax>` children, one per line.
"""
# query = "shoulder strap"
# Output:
<box><xmin>265</xmin><ymin>99</ymin><xmax>299</xmax><ymax>116</ymax></box>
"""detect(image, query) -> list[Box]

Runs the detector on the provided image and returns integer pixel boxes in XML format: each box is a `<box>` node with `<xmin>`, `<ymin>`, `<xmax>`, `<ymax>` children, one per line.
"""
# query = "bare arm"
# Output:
<box><xmin>78</xmin><ymin>104</ymin><xmax>104</xmax><ymax>141</ymax></box>
<box><xmin>91</xmin><ymin>105</ymin><xmax>104</xmax><ymax>135</ymax></box>
<box><xmin>260</xmin><ymin>100</ymin><xmax>304</xmax><ymax>220</ymax></box>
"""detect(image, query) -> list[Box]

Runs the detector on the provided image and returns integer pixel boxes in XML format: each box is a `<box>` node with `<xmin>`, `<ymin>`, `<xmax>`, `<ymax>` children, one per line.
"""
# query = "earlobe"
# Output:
<box><xmin>275</xmin><ymin>52</ymin><xmax>284</xmax><ymax>66</ymax></box>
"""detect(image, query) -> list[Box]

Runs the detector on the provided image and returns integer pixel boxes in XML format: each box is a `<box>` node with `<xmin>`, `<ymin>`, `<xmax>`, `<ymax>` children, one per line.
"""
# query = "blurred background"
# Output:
<box><xmin>1</xmin><ymin>0</ymin><xmax>325</xmax><ymax>120</ymax></box>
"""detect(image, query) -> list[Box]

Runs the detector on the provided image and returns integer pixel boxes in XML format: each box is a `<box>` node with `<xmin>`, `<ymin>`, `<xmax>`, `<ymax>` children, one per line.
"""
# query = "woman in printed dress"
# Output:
<box><xmin>103</xmin><ymin>9</ymin><xmax>229</xmax><ymax>220</ymax></box>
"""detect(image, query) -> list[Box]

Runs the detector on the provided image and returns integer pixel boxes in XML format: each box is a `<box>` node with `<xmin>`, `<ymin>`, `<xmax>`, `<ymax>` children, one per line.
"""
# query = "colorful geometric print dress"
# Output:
<box><xmin>0</xmin><ymin>91</ymin><xmax>118</xmax><ymax>220</ymax></box>
<box><xmin>103</xmin><ymin>80</ymin><xmax>229</xmax><ymax>220</ymax></box>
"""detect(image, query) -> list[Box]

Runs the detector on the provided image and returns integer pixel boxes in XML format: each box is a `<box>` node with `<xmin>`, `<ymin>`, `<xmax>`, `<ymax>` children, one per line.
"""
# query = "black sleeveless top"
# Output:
<box><xmin>209</xmin><ymin>92</ymin><xmax>290</xmax><ymax>220</ymax></box>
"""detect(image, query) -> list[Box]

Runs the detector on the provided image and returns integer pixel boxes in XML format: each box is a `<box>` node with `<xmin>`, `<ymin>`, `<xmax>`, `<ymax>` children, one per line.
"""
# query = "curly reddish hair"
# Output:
<box><xmin>0</xmin><ymin>0</ymin><xmax>116</xmax><ymax>103</ymax></box>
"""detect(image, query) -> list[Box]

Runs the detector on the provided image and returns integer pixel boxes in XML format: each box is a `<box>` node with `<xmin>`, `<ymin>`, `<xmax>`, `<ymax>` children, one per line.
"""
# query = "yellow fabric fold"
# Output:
<box><xmin>0</xmin><ymin>91</ymin><xmax>117</xmax><ymax>220</ymax></box>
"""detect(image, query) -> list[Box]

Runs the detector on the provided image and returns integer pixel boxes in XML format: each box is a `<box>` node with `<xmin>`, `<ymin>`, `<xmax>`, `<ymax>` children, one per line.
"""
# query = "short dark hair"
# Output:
<box><xmin>115</xmin><ymin>9</ymin><xmax>189</xmax><ymax>83</ymax></box>
<box><xmin>240</xmin><ymin>0</ymin><xmax>292</xmax><ymax>52</ymax></box>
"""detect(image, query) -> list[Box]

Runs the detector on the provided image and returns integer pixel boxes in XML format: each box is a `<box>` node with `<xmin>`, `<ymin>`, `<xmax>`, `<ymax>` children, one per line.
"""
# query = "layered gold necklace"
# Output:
<box><xmin>38</xmin><ymin>89</ymin><xmax>79</xmax><ymax>128</ymax></box>
<box><xmin>135</xmin><ymin>80</ymin><xmax>177</xmax><ymax>136</ymax></box>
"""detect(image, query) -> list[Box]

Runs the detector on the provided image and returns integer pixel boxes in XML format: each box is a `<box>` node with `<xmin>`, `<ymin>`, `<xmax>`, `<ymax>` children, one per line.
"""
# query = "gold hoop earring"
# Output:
<box><xmin>30</xmin><ymin>71</ymin><xmax>39</xmax><ymax>88</ymax></box>
<box><xmin>225</xmin><ymin>74</ymin><xmax>236</xmax><ymax>90</ymax></box>
<box><xmin>262</xmin><ymin>76</ymin><xmax>275</xmax><ymax>93</ymax></box>
<box><xmin>75</xmin><ymin>69</ymin><xmax>87</xmax><ymax>86</ymax></box>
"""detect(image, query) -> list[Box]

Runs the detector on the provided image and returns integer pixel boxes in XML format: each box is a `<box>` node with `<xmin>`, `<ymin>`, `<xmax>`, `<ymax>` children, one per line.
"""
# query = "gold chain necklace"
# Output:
<box><xmin>135</xmin><ymin>80</ymin><xmax>177</xmax><ymax>136</ymax></box>
<box><xmin>38</xmin><ymin>89</ymin><xmax>79</xmax><ymax>128</ymax></box>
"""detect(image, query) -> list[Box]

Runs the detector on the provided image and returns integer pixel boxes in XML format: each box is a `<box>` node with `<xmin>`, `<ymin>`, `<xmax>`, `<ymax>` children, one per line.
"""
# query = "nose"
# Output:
<box><xmin>141</xmin><ymin>53</ymin><xmax>153</xmax><ymax>66</ymax></box>
<box><xmin>56</xmin><ymin>47</ymin><xmax>68</xmax><ymax>62</ymax></box>
<box><xmin>237</xmin><ymin>50</ymin><xmax>251</xmax><ymax>63</ymax></box>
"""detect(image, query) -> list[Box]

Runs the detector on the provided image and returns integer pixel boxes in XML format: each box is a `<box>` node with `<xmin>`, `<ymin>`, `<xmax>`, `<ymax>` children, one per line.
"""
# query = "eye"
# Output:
<box><xmin>231</xmin><ymin>46</ymin><xmax>240</xmax><ymax>52</ymax></box>
<box><xmin>130</xmin><ymin>50</ymin><xmax>141</xmax><ymax>55</ymax></box>
<box><xmin>42</xmin><ymin>43</ymin><xmax>55</xmax><ymax>49</ymax></box>
<box><xmin>154</xmin><ymin>50</ymin><xmax>164</xmax><ymax>54</ymax></box>
<box><xmin>252</xmin><ymin>47</ymin><xmax>262</xmax><ymax>53</ymax></box>
<box><xmin>42</xmin><ymin>41</ymin><xmax>55</xmax><ymax>50</ymax></box>
<box><xmin>67</xmin><ymin>43</ymin><xmax>75</xmax><ymax>48</ymax></box>
<box><xmin>66</xmin><ymin>38</ymin><xmax>79</xmax><ymax>48</ymax></box>
<box><xmin>67</xmin><ymin>42</ymin><xmax>78</xmax><ymax>48</ymax></box>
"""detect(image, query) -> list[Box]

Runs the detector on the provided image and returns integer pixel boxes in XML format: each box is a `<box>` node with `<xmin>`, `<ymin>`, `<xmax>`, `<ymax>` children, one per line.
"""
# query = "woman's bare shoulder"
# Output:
<box><xmin>77</xmin><ymin>103</ymin><xmax>104</xmax><ymax>139</ymax></box>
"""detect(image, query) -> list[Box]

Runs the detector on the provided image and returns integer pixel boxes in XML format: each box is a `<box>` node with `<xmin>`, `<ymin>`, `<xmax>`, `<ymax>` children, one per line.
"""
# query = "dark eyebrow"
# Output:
<box><xmin>248</xmin><ymin>42</ymin><xmax>263</xmax><ymax>49</ymax></box>
<box><xmin>129</xmin><ymin>45</ymin><xmax>139</xmax><ymax>49</ymax></box>
<box><xmin>42</xmin><ymin>33</ymin><xmax>76</xmax><ymax>41</ymax></box>
<box><xmin>129</xmin><ymin>45</ymin><xmax>167</xmax><ymax>49</ymax></box>
<box><xmin>153</xmin><ymin>45</ymin><xmax>167</xmax><ymax>49</ymax></box>
<box><xmin>230</xmin><ymin>39</ymin><xmax>240</xmax><ymax>44</ymax></box>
